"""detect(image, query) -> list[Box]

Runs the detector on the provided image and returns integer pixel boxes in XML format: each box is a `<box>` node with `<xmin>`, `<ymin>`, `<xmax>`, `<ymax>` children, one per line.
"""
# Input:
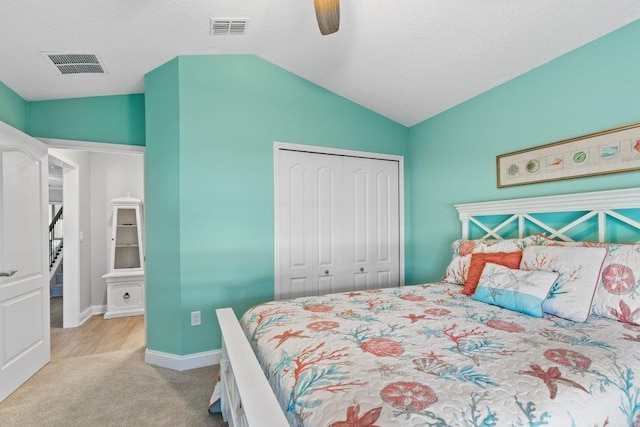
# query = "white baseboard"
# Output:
<box><xmin>78</xmin><ymin>305</ymin><xmax>107</xmax><ymax>325</ymax></box>
<box><xmin>93</xmin><ymin>304</ymin><xmax>107</xmax><ymax>314</ymax></box>
<box><xmin>145</xmin><ymin>348</ymin><xmax>222</xmax><ymax>371</ymax></box>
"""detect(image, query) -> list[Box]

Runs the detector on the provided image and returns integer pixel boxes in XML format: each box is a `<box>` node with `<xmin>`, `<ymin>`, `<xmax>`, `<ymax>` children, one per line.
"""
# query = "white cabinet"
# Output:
<box><xmin>276</xmin><ymin>150</ymin><xmax>401</xmax><ymax>299</ymax></box>
<box><xmin>102</xmin><ymin>196</ymin><xmax>145</xmax><ymax>319</ymax></box>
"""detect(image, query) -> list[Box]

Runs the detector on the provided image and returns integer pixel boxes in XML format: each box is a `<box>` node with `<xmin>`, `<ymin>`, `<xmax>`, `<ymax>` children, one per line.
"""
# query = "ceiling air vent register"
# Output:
<box><xmin>43</xmin><ymin>53</ymin><xmax>106</xmax><ymax>75</ymax></box>
<box><xmin>210</xmin><ymin>19</ymin><xmax>248</xmax><ymax>35</ymax></box>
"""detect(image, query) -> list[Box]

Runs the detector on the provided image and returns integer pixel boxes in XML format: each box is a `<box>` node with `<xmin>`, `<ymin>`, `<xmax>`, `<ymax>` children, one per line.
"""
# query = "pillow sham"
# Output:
<box><xmin>443</xmin><ymin>236</ymin><xmax>542</xmax><ymax>285</ymax></box>
<box><xmin>590</xmin><ymin>243</ymin><xmax>640</xmax><ymax>325</ymax></box>
<box><xmin>462</xmin><ymin>251</ymin><xmax>523</xmax><ymax>296</ymax></box>
<box><xmin>520</xmin><ymin>245</ymin><xmax>608</xmax><ymax>322</ymax></box>
<box><xmin>471</xmin><ymin>263</ymin><xmax>559</xmax><ymax>317</ymax></box>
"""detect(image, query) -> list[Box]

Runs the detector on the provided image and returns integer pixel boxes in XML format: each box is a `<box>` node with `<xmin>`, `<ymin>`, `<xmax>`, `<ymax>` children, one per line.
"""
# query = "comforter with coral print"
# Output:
<box><xmin>240</xmin><ymin>283</ymin><xmax>640</xmax><ymax>426</ymax></box>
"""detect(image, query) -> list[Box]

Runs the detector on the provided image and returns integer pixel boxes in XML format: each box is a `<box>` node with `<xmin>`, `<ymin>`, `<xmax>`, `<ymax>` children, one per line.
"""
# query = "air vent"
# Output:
<box><xmin>210</xmin><ymin>19</ymin><xmax>248</xmax><ymax>35</ymax></box>
<box><xmin>42</xmin><ymin>52</ymin><xmax>106</xmax><ymax>75</ymax></box>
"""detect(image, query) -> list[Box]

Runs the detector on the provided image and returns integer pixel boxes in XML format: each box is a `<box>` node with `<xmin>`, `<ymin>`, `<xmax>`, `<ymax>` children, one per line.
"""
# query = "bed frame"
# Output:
<box><xmin>215</xmin><ymin>186</ymin><xmax>640</xmax><ymax>426</ymax></box>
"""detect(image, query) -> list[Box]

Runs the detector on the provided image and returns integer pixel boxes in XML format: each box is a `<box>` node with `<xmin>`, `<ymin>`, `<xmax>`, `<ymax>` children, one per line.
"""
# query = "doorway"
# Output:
<box><xmin>43</xmin><ymin>139</ymin><xmax>145</xmax><ymax>332</ymax></box>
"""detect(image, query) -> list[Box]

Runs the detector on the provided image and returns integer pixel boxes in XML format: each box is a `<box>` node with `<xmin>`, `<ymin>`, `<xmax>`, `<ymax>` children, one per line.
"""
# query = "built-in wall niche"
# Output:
<box><xmin>102</xmin><ymin>196</ymin><xmax>145</xmax><ymax>319</ymax></box>
<box><xmin>113</xmin><ymin>207</ymin><xmax>141</xmax><ymax>269</ymax></box>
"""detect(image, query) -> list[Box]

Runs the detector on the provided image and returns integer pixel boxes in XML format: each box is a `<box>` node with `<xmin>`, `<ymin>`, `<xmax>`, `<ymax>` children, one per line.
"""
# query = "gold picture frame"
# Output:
<box><xmin>497</xmin><ymin>121</ymin><xmax>640</xmax><ymax>188</ymax></box>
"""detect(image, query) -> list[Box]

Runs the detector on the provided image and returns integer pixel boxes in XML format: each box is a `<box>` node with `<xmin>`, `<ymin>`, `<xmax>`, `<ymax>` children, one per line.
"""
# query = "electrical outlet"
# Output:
<box><xmin>190</xmin><ymin>311</ymin><xmax>201</xmax><ymax>326</ymax></box>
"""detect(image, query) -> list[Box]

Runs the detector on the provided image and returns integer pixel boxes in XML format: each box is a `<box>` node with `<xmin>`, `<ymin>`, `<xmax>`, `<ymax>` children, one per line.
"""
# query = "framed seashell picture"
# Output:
<box><xmin>497</xmin><ymin>121</ymin><xmax>640</xmax><ymax>188</ymax></box>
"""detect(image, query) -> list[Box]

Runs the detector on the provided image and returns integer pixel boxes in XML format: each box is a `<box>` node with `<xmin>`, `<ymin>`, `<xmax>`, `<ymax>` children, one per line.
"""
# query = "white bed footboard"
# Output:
<box><xmin>216</xmin><ymin>307</ymin><xmax>289</xmax><ymax>427</ymax></box>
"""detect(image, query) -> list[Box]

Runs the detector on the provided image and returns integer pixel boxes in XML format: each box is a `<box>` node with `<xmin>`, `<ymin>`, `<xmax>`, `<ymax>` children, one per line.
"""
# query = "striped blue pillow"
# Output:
<box><xmin>472</xmin><ymin>263</ymin><xmax>559</xmax><ymax>317</ymax></box>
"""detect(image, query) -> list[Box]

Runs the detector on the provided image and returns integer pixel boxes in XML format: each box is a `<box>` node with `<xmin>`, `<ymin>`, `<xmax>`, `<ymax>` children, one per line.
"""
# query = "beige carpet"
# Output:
<box><xmin>0</xmin><ymin>347</ymin><xmax>227</xmax><ymax>426</ymax></box>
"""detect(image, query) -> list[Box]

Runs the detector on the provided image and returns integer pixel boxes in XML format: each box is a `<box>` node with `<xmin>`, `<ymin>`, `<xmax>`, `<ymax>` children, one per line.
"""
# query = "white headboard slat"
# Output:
<box><xmin>456</xmin><ymin>187</ymin><xmax>640</xmax><ymax>242</ymax></box>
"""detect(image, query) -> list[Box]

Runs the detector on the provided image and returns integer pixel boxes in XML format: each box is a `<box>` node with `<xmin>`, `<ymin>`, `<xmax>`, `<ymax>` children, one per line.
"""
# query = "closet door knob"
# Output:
<box><xmin>0</xmin><ymin>270</ymin><xmax>17</xmax><ymax>277</ymax></box>
<box><xmin>360</xmin><ymin>267</ymin><xmax>364</xmax><ymax>272</ymax></box>
<box><xmin>324</xmin><ymin>270</ymin><xmax>329</xmax><ymax>275</ymax></box>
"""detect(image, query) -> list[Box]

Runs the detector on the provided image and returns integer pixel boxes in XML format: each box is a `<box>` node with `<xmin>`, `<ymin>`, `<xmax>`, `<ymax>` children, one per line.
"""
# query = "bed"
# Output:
<box><xmin>216</xmin><ymin>187</ymin><xmax>640</xmax><ymax>427</ymax></box>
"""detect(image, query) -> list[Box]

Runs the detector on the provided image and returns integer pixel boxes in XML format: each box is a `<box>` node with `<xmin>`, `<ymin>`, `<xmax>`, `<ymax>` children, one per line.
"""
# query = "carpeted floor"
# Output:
<box><xmin>0</xmin><ymin>347</ymin><xmax>227</xmax><ymax>426</ymax></box>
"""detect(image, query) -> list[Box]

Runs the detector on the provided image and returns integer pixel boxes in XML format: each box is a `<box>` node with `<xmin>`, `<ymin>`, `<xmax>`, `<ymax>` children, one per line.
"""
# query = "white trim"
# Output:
<box><xmin>274</xmin><ymin>141</ymin><xmax>404</xmax><ymax>162</ymax></box>
<box><xmin>144</xmin><ymin>348</ymin><xmax>221</xmax><ymax>371</ymax></box>
<box><xmin>273</xmin><ymin>142</ymin><xmax>406</xmax><ymax>299</ymax></box>
<box><xmin>92</xmin><ymin>304</ymin><xmax>107</xmax><ymax>315</ymax></box>
<box><xmin>48</xmin><ymin>151</ymin><xmax>82</xmax><ymax>328</ymax></box>
<box><xmin>38</xmin><ymin>138</ymin><xmax>145</xmax><ymax>154</ymax></box>
<box><xmin>78</xmin><ymin>306</ymin><xmax>93</xmax><ymax>325</ymax></box>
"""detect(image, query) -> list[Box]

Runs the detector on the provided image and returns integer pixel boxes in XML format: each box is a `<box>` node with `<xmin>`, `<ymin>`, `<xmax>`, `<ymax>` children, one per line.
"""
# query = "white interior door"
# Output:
<box><xmin>344</xmin><ymin>158</ymin><xmax>400</xmax><ymax>290</ymax></box>
<box><xmin>0</xmin><ymin>121</ymin><xmax>49</xmax><ymax>402</ymax></box>
<box><xmin>370</xmin><ymin>159</ymin><xmax>400</xmax><ymax>288</ymax></box>
<box><xmin>277</xmin><ymin>150</ymin><xmax>344</xmax><ymax>299</ymax></box>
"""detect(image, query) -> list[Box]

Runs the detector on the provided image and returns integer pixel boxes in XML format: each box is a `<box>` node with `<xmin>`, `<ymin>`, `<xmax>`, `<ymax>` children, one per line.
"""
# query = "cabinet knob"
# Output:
<box><xmin>324</xmin><ymin>270</ymin><xmax>329</xmax><ymax>275</ymax></box>
<box><xmin>360</xmin><ymin>267</ymin><xmax>364</xmax><ymax>272</ymax></box>
<box><xmin>123</xmin><ymin>292</ymin><xmax>130</xmax><ymax>300</ymax></box>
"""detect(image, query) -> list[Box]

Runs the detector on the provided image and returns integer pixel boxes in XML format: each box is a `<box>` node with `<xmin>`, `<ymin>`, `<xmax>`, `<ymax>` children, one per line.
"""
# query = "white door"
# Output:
<box><xmin>277</xmin><ymin>150</ymin><xmax>344</xmax><ymax>299</ymax></box>
<box><xmin>276</xmin><ymin>148</ymin><xmax>401</xmax><ymax>299</ymax></box>
<box><xmin>0</xmin><ymin>121</ymin><xmax>49</xmax><ymax>402</ymax></box>
<box><xmin>344</xmin><ymin>158</ymin><xmax>400</xmax><ymax>289</ymax></box>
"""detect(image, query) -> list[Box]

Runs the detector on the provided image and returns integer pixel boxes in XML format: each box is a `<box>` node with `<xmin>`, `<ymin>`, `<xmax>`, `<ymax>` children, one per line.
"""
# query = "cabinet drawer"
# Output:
<box><xmin>105</xmin><ymin>281</ymin><xmax>144</xmax><ymax>318</ymax></box>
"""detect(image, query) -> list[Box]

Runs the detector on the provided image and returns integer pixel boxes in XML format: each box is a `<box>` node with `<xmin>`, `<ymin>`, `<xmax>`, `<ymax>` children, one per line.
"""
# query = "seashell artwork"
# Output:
<box><xmin>601</xmin><ymin>145</ymin><xmax>618</xmax><ymax>158</ymax></box>
<box><xmin>498</xmin><ymin>122</ymin><xmax>640</xmax><ymax>188</ymax></box>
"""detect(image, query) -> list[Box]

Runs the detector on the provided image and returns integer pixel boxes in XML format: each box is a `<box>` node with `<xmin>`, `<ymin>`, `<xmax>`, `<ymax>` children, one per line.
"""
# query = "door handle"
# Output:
<box><xmin>0</xmin><ymin>270</ymin><xmax>17</xmax><ymax>277</ymax></box>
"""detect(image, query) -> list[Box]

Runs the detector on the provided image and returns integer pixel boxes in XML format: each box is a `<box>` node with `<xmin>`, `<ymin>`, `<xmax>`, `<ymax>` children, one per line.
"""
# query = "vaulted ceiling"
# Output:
<box><xmin>2</xmin><ymin>1</ymin><xmax>639</xmax><ymax>126</ymax></box>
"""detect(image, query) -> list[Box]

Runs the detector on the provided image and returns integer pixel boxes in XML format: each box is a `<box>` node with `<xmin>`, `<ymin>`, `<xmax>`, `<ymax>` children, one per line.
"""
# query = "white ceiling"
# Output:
<box><xmin>1</xmin><ymin>1</ymin><xmax>639</xmax><ymax>127</ymax></box>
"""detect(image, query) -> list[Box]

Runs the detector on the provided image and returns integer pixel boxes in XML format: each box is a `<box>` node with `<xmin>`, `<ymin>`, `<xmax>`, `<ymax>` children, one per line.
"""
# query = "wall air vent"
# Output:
<box><xmin>42</xmin><ymin>52</ymin><xmax>106</xmax><ymax>75</ymax></box>
<box><xmin>210</xmin><ymin>19</ymin><xmax>248</xmax><ymax>35</ymax></box>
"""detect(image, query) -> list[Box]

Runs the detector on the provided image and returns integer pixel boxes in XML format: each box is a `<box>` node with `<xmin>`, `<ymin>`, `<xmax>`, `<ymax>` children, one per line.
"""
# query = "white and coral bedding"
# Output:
<box><xmin>240</xmin><ymin>283</ymin><xmax>640</xmax><ymax>426</ymax></box>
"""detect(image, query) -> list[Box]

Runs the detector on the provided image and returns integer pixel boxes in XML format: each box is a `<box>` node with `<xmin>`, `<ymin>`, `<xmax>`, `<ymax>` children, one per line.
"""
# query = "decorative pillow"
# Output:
<box><xmin>462</xmin><ymin>252</ymin><xmax>523</xmax><ymax>296</ymax></box>
<box><xmin>471</xmin><ymin>263</ymin><xmax>559</xmax><ymax>317</ymax></box>
<box><xmin>590</xmin><ymin>243</ymin><xmax>640</xmax><ymax>325</ymax></box>
<box><xmin>520</xmin><ymin>245</ymin><xmax>608</xmax><ymax>322</ymax></box>
<box><xmin>443</xmin><ymin>236</ymin><xmax>542</xmax><ymax>285</ymax></box>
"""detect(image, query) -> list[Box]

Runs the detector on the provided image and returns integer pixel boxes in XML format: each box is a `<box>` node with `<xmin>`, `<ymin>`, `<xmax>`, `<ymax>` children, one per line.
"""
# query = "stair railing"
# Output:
<box><xmin>49</xmin><ymin>207</ymin><xmax>63</xmax><ymax>268</ymax></box>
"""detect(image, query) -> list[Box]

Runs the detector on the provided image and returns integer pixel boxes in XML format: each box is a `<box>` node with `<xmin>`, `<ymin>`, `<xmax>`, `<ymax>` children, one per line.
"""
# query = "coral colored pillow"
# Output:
<box><xmin>462</xmin><ymin>252</ymin><xmax>523</xmax><ymax>296</ymax></box>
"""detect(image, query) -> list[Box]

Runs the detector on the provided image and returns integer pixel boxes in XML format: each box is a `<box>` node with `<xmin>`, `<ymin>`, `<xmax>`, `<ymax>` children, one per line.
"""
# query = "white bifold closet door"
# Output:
<box><xmin>277</xmin><ymin>149</ymin><xmax>400</xmax><ymax>299</ymax></box>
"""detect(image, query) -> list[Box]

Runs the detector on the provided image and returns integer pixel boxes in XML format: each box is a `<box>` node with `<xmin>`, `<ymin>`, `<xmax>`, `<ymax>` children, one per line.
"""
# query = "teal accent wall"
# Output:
<box><xmin>145</xmin><ymin>55</ymin><xmax>409</xmax><ymax>354</ymax></box>
<box><xmin>144</xmin><ymin>59</ymin><xmax>183</xmax><ymax>354</ymax></box>
<box><xmin>27</xmin><ymin>94</ymin><xmax>145</xmax><ymax>145</ymax></box>
<box><xmin>407</xmin><ymin>19</ymin><xmax>640</xmax><ymax>285</ymax></box>
<box><xmin>0</xmin><ymin>81</ymin><xmax>27</xmax><ymax>132</ymax></box>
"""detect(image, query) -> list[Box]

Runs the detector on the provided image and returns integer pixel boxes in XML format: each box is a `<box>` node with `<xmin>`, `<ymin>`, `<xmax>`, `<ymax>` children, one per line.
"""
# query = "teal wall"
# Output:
<box><xmin>407</xmin><ymin>19</ymin><xmax>640</xmax><ymax>284</ymax></box>
<box><xmin>27</xmin><ymin>94</ymin><xmax>145</xmax><ymax>146</ymax></box>
<box><xmin>144</xmin><ymin>59</ymin><xmax>183</xmax><ymax>354</ymax></box>
<box><xmin>145</xmin><ymin>55</ymin><xmax>409</xmax><ymax>354</ymax></box>
<box><xmin>0</xmin><ymin>81</ymin><xmax>27</xmax><ymax>132</ymax></box>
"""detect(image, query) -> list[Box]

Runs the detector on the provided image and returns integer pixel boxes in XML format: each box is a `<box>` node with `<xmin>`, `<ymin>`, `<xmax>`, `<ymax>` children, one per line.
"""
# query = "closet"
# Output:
<box><xmin>276</xmin><ymin>147</ymin><xmax>401</xmax><ymax>299</ymax></box>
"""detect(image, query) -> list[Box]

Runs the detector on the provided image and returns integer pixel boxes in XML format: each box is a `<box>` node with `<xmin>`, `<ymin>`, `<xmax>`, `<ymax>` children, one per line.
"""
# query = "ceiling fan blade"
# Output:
<box><xmin>314</xmin><ymin>0</ymin><xmax>340</xmax><ymax>35</ymax></box>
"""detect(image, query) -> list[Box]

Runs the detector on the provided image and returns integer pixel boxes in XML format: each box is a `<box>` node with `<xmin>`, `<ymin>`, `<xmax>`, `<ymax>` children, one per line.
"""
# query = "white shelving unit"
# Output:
<box><xmin>102</xmin><ymin>196</ymin><xmax>145</xmax><ymax>319</ymax></box>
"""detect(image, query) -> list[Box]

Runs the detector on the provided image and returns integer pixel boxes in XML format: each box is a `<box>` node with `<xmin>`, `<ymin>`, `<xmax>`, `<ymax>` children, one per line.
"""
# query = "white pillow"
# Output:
<box><xmin>472</xmin><ymin>263</ymin><xmax>559</xmax><ymax>317</ymax></box>
<box><xmin>442</xmin><ymin>236</ymin><xmax>542</xmax><ymax>285</ymax></box>
<box><xmin>520</xmin><ymin>245</ymin><xmax>608</xmax><ymax>322</ymax></box>
<box><xmin>591</xmin><ymin>243</ymin><xmax>640</xmax><ymax>325</ymax></box>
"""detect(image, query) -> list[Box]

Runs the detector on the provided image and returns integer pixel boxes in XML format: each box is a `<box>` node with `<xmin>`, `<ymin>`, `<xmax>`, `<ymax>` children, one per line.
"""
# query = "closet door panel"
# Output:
<box><xmin>372</xmin><ymin>159</ymin><xmax>400</xmax><ymax>288</ymax></box>
<box><xmin>312</xmin><ymin>154</ymin><xmax>344</xmax><ymax>294</ymax></box>
<box><xmin>278</xmin><ymin>151</ymin><xmax>314</xmax><ymax>299</ymax></box>
<box><xmin>351</xmin><ymin>168</ymin><xmax>370</xmax><ymax>264</ymax></box>
<box><xmin>344</xmin><ymin>158</ymin><xmax>372</xmax><ymax>290</ymax></box>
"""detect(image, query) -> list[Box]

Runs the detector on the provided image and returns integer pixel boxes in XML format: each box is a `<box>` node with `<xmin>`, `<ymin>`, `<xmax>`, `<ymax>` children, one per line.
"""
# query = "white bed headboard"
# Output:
<box><xmin>455</xmin><ymin>187</ymin><xmax>640</xmax><ymax>243</ymax></box>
